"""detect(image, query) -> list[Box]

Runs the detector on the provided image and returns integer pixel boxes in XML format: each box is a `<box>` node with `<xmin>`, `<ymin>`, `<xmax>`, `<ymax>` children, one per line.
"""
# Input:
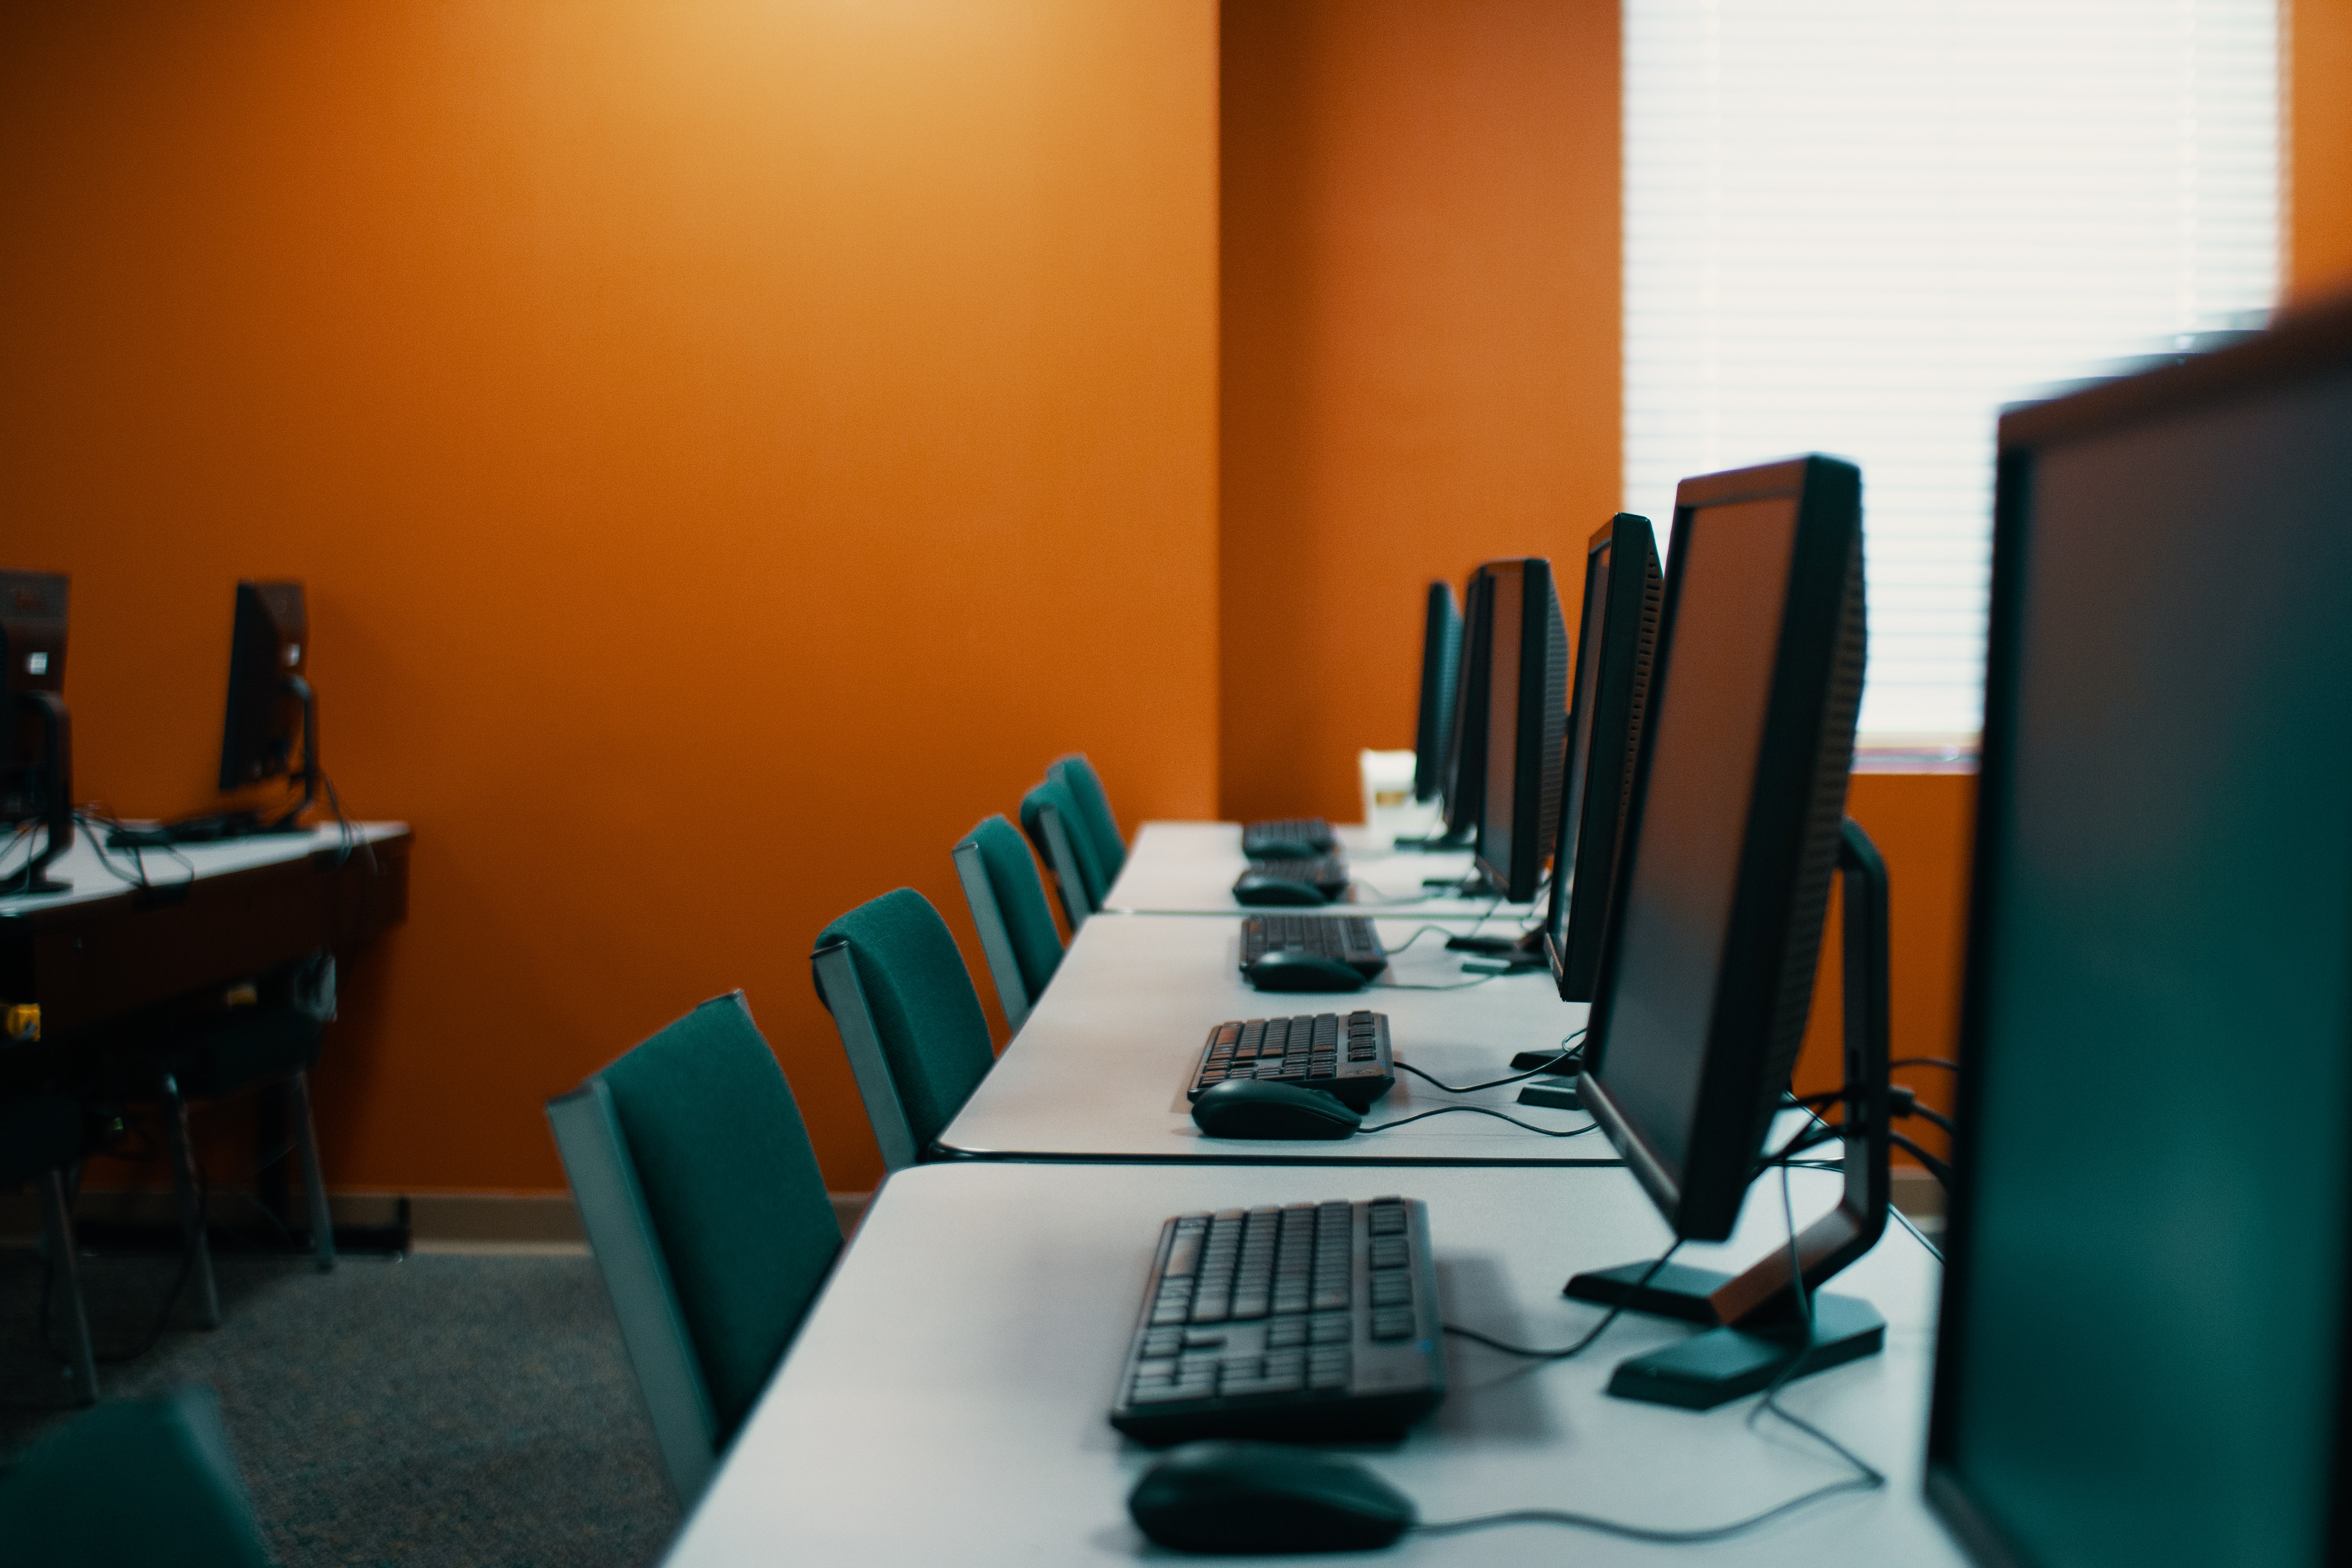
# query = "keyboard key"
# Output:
<box><xmin>1371</xmin><ymin>1308</ymin><xmax>1416</xmax><ymax>1341</ymax></box>
<box><xmin>1370</xmin><ymin>1274</ymin><xmax>1412</xmax><ymax>1308</ymax></box>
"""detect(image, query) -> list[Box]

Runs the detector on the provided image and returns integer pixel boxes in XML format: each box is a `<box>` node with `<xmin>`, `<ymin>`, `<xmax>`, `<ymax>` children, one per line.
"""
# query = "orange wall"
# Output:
<box><xmin>2290</xmin><ymin>0</ymin><xmax>2352</xmax><ymax>301</ymax></box>
<box><xmin>1217</xmin><ymin>0</ymin><xmax>1621</xmax><ymax>824</ymax></box>
<box><xmin>0</xmin><ymin>1</ymin><xmax>1218</xmax><ymax>1195</ymax></box>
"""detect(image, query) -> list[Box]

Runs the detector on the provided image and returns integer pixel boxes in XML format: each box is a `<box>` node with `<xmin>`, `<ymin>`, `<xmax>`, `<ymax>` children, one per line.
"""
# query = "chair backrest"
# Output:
<box><xmin>952</xmin><ymin>815</ymin><xmax>1065</xmax><ymax>1033</ymax></box>
<box><xmin>811</xmin><ymin>888</ymin><xmax>996</xmax><ymax>1167</ymax></box>
<box><xmin>1020</xmin><ymin>777</ymin><xmax>1105</xmax><ymax>927</ymax></box>
<box><xmin>1049</xmin><ymin>753</ymin><xmax>1128</xmax><ymax>882</ymax></box>
<box><xmin>0</xmin><ymin>1386</ymin><xmax>272</xmax><ymax>1567</ymax></box>
<box><xmin>547</xmin><ymin>991</ymin><xmax>841</xmax><ymax>1506</ymax></box>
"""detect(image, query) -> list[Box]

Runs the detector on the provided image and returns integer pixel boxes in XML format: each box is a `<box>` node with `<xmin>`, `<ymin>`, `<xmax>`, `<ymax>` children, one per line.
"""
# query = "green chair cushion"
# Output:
<box><xmin>813</xmin><ymin>888</ymin><xmax>995</xmax><ymax>1150</ymax></box>
<box><xmin>969</xmin><ymin>815</ymin><xmax>1064</xmax><ymax>999</ymax></box>
<box><xmin>600</xmin><ymin>993</ymin><xmax>842</xmax><ymax>1441</ymax></box>
<box><xmin>0</xmin><ymin>1386</ymin><xmax>272</xmax><ymax>1567</ymax></box>
<box><xmin>1050</xmin><ymin>754</ymin><xmax>1127</xmax><ymax>881</ymax></box>
<box><xmin>1021</xmin><ymin>778</ymin><xmax>1109</xmax><ymax>910</ymax></box>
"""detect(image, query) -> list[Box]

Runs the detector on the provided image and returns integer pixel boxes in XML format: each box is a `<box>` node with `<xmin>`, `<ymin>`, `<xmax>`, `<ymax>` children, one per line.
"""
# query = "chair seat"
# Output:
<box><xmin>143</xmin><ymin>1006</ymin><xmax>323</xmax><ymax>1100</ymax></box>
<box><xmin>0</xmin><ymin>1094</ymin><xmax>83</xmax><ymax>1187</ymax></box>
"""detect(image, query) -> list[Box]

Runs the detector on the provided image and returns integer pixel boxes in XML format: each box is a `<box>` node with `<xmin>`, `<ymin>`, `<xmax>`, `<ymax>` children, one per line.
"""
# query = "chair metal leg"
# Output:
<box><xmin>288</xmin><ymin>1068</ymin><xmax>335</xmax><ymax>1272</ymax></box>
<box><xmin>36</xmin><ymin>1168</ymin><xmax>97</xmax><ymax>1406</ymax></box>
<box><xmin>162</xmin><ymin>1078</ymin><xmax>222</xmax><ymax>1328</ymax></box>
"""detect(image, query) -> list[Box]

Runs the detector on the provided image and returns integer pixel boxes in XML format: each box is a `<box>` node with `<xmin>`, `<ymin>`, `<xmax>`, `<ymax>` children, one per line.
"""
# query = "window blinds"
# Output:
<box><xmin>1624</xmin><ymin>0</ymin><xmax>2278</xmax><ymax>740</ymax></box>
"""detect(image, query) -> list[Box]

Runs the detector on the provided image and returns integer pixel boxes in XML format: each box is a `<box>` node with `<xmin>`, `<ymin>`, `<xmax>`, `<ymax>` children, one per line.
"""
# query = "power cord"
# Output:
<box><xmin>1392</xmin><ymin>1031</ymin><xmax>1586</xmax><ymax>1095</ymax></box>
<box><xmin>1356</xmin><ymin>1105</ymin><xmax>1602</xmax><ymax>1139</ymax></box>
<box><xmin>1410</xmin><ymin>1166</ymin><xmax>1883</xmax><ymax>1546</ymax></box>
<box><xmin>1443</xmin><ymin>1240</ymin><xmax>1682</xmax><ymax>1358</ymax></box>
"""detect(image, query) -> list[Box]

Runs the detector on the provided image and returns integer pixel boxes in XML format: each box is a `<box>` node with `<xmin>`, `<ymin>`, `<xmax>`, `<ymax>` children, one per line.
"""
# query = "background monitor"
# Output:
<box><xmin>1437</xmin><ymin>566</ymin><xmax>1494</xmax><ymax>844</ymax></box>
<box><xmin>0</xmin><ymin>569</ymin><xmax>73</xmax><ymax>892</ymax></box>
<box><xmin>1410</xmin><ymin>582</ymin><xmax>1462</xmax><ymax>803</ymax></box>
<box><xmin>1926</xmin><ymin>303</ymin><xmax>2352</xmax><ymax>1565</ymax></box>
<box><xmin>1474</xmin><ymin>558</ymin><xmax>1569</xmax><ymax>903</ymax></box>
<box><xmin>219</xmin><ymin>580</ymin><xmax>318</xmax><ymax>816</ymax></box>
<box><xmin>1578</xmin><ymin>455</ymin><xmax>1865</xmax><ymax>1242</ymax></box>
<box><xmin>1543</xmin><ymin>514</ymin><xmax>1664</xmax><ymax>1000</ymax></box>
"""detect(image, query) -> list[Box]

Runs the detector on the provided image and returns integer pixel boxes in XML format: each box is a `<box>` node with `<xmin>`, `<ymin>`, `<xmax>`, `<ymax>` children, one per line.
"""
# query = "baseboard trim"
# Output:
<box><xmin>2</xmin><ymin>1188</ymin><xmax>880</xmax><ymax>1254</ymax></box>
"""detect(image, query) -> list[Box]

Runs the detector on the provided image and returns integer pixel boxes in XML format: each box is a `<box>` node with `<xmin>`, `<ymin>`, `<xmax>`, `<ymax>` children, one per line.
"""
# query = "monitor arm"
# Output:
<box><xmin>264</xmin><ymin>672</ymin><xmax>319</xmax><ymax>831</ymax></box>
<box><xmin>4</xmin><ymin>691</ymin><xmax>74</xmax><ymax>895</ymax></box>
<box><xmin>1560</xmin><ymin>816</ymin><xmax>1896</xmax><ymax>1409</ymax></box>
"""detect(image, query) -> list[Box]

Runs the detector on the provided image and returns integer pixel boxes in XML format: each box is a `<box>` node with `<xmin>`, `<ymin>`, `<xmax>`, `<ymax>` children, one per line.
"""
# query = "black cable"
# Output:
<box><xmin>1392</xmin><ymin>1030</ymin><xmax>1586</xmax><ymax>1095</ymax></box>
<box><xmin>1356</xmin><ymin>1105</ymin><xmax>1602</xmax><ymax>1139</ymax></box>
<box><xmin>1376</xmin><ymin>924</ymin><xmax>1468</xmax><ymax>957</ymax></box>
<box><xmin>1890</xmin><ymin>1057</ymin><xmax>1960</xmax><ymax>1073</ymax></box>
<box><xmin>1370</xmin><ymin>974</ymin><xmax>1502</xmax><ymax>993</ymax></box>
<box><xmin>1889</xmin><ymin>1133</ymin><xmax>1954</xmax><ymax>1191</ymax></box>
<box><xmin>1443</xmin><ymin>1241</ymin><xmax>1681</xmax><ymax>1358</ymax></box>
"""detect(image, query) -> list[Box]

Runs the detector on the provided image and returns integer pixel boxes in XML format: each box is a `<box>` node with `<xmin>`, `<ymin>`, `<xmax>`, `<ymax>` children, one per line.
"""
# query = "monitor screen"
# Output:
<box><xmin>1411</xmin><ymin>583</ymin><xmax>1462</xmax><ymax>803</ymax></box>
<box><xmin>1552</xmin><ymin>538</ymin><xmax>1612</xmax><ymax>915</ymax></box>
<box><xmin>1927</xmin><ymin>312</ymin><xmax>2352</xmax><ymax>1566</ymax></box>
<box><xmin>1439</xmin><ymin>567</ymin><xmax>1493</xmax><ymax>840</ymax></box>
<box><xmin>1579</xmin><ymin>456</ymin><xmax>1863</xmax><ymax>1241</ymax></box>
<box><xmin>1595</xmin><ymin>499</ymin><xmax>1794</xmax><ymax>1190</ymax></box>
<box><xmin>1543</xmin><ymin>514</ymin><xmax>1664</xmax><ymax>1001</ymax></box>
<box><xmin>1476</xmin><ymin>559</ymin><xmax>1568</xmax><ymax>903</ymax></box>
<box><xmin>0</xmin><ymin>569</ymin><xmax>69</xmax><ymax>822</ymax></box>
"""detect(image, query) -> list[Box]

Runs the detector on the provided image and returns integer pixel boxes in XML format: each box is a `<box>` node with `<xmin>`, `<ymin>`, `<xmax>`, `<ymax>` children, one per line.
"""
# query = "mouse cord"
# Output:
<box><xmin>1392</xmin><ymin>1031</ymin><xmax>1585</xmax><ymax>1095</ymax></box>
<box><xmin>1369</xmin><ymin>974</ymin><xmax>1501</xmax><ymax>993</ymax></box>
<box><xmin>1418</xmin><ymin>1168</ymin><xmax>1883</xmax><ymax>1544</ymax></box>
<box><xmin>1376</xmin><ymin>924</ymin><xmax>1467</xmax><ymax>956</ymax></box>
<box><xmin>1442</xmin><ymin>1240</ymin><xmax>1681</xmax><ymax>1358</ymax></box>
<box><xmin>1354</xmin><ymin>1105</ymin><xmax>1601</xmax><ymax>1138</ymax></box>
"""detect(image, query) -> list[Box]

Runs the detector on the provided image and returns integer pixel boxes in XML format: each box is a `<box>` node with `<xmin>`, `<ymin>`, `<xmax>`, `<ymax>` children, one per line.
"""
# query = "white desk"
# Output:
<box><xmin>0</xmin><ymin>821</ymin><xmax>408</xmax><ymax>912</ymax></box>
<box><xmin>666</xmin><ymin>1162</ymin><xmax>1963</xmax><ymax>1568</ymax></box>
<box><xmin>1103</xmin><ymin>822</ymin><xmax>1541</xmax><ymax>923</ymax></box>
<box><xmin>937</xmin><ymin>911</ymin><xmax>1610</xmax><ymax>1164</ymax></box>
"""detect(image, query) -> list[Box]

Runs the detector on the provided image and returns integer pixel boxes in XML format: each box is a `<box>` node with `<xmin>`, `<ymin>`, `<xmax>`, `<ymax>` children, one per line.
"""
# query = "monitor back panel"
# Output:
<box><xmin>1928</xmin><ymin>318</ymin><xmax>2352</xmax><ymax>1568</ymax></box>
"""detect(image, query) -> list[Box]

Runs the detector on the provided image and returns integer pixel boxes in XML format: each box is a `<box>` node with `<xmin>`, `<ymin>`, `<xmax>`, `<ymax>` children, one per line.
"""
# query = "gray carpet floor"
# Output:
<box><xmin>0</xmin><ymin>1246</ymin><xmax>679</xmax><ymax>1567</ymax></box>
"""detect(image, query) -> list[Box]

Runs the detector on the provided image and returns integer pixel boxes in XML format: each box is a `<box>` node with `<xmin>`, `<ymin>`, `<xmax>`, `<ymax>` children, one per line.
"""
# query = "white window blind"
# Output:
<box><xmin>1624</xmin><ymin>0</ymin><xmax>2278</xmax><ymax>740</ymax></box>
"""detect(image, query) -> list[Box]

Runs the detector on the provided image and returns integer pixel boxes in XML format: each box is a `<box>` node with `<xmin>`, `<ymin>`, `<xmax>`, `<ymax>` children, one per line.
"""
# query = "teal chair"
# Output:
<box><xmin>952</xmin><ymin>816</ymin><xmax>1066</xmax><ymax>1032</ymax></box>
<box><xmin>810</xmin><ymin>888</ymin><xmax>996</xmax><ymax>1173</ymax></box>
<box><xmin>547</xmin><ymin>992</ymin><xmax>843</xmax><ymax>1507</ymax></box>
<box><xmin>1021</xmin><ymin>776</ymin><xmax>1107</xmax><ymax>929</ymax></box>
<box><xmin>0</xmin><ymin>1386</ymin><xmax>272</xmax><ymax>1567</ymax></box>
<box><xmin>1049</xmin><ymin>753</ymin><xmax>1129</xmax><ymax>885</ymax></box>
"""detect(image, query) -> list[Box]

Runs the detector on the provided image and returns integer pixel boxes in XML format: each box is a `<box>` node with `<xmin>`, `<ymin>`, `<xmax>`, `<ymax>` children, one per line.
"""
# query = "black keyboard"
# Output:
<box><xmin>1233</xmin><ymin>855</ymin><xmax>1350</xmax><ymax>897</ymax></box>
<box><xmin>1242</xmin><ymin>817</ymin><xmax>1338</xmax><ymax>859</ymax></box>
<box><xmin>1240</xmin><ymin>916</ymin><xmax>1387</xmax><ymax>978</ymax></box>
<box><xmin>1189</xmin><ymin>1012</ymin><xmax>1394</xmax><ymax>1110</ymax></box>
<box><xmin>1110</xmin><ymin>1198</ymin><xmax>1446</xmax><ymax>1445</ymax></box>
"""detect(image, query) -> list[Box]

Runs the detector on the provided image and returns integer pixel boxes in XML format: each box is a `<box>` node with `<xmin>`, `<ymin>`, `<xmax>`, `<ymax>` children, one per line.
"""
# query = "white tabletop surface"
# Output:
<box><xmin>937</xmin><ymin>910</ymin><xmax>1611</xmax><ymax>1164</ymax></box>
<box><xmin>1103</xmin><ymin>822</ymin><xmax>1543</xmax><ymax>923</ymax></box>
<box><xmin>666</xmin><ymin>1161</ymin><xmax>1962</xmax><ymax>1568</ymax></box>
<box><xmin>0</xmin><ymin>821</ymin><xmax>410</xmax><ymax>916</ymax></box>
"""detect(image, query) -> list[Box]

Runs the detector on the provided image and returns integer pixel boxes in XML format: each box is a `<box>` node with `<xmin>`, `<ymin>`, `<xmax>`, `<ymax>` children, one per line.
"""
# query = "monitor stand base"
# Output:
<box><xmin>1605</xmin><ymin>1293</ymin><xmax>1884</xmax><ymax>1410</ymax></box>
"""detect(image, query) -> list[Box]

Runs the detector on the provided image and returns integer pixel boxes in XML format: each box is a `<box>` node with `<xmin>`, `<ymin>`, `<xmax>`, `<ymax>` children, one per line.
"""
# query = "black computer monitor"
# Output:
<box><xmin>1473</xmin><ymin>559</ymin><xmax>1569</xmax><ymax>903</ymax></box>
<box><xmin>0</xmin><ymin>569</ymin><xmax>73</xmax><ymax>892</ymax></box>
<box><xmin>1566</xmin><ymin>456</ymin><xmax>1872</xmax><ymax>1406</ymax></box>
<box><xmin>1437</xmin><ymin>566</ymin><xmax>1494</xmax><ymax>845</ymax></box>
<box><xmin>1541</xmin><ymin>514</ymin><xmax>1663</xmax><ymax>1000</ymax></box>
<box><xmin>218</xmin><ymin>580</ymin><xmax>317</xmax><ymax>827</ymax></box>
<box><xmin>1410</xmin><ymin>582</ymin><xmax>1463</xmax><ymax>804</ymax></box>
<box><xmin>1925</xmin><ymin>303</ymin><xmax>2352</xmax><ymax>1565</ymax></box>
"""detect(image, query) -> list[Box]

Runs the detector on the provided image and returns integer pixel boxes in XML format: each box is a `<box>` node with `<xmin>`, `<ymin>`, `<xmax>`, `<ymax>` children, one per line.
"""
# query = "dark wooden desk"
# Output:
<box><xmin>0</xmin><ymin>823</ymin><xmax>412</xmax><ymax>1249</ymax></box>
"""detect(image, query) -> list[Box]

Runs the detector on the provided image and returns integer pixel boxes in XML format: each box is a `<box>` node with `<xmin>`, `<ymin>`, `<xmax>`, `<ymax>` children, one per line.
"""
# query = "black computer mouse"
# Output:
<box><xmin>1128</xmin><ymin>1441</ymin><xmax>1417</xmax><ymax>1555</ymax></box>
<box><xmin>1190</xmin><ymin>1080</ymin><xmax>1362</xmax><ymax>1140</ymax></box>
<box><xmin>1244</xmin><ymin>950</ymin><xmax>1368</xmax><ymax>994</ymax></box>
<box><xmin>1233</xmin><ymin>871</ymin><xmax>1333</xmax><ymax>907</ymax></box>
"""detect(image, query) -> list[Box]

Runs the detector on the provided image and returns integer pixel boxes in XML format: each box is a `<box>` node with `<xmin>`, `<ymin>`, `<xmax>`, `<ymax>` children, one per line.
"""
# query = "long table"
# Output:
<box><xmin>0</xmin><ymin>822</ymin><xmax>411</xmax><ymax>1041</ymax></box>
<box><xmin>936</xmin><ymin>911</ymin><xmax>1609</xmax><ymax>1164</ymax></box>
<box><xmin>664</xmin><ymin>1161</ymin><xmax>1964</xmax><ymax>1567</ymax></box>
<box><xmin>1102</xmin><ymin>822</ymin><xmax>1541</xmax><ymax>922</ymax></box>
